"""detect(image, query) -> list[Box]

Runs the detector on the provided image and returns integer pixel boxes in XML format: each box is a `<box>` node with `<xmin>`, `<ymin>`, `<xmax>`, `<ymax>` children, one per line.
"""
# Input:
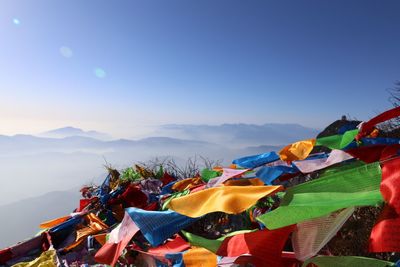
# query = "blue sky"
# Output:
<box><xmin>1</xmin><ymin>0</ymin><xmax>400</xmax><ymax>137</ymax></box>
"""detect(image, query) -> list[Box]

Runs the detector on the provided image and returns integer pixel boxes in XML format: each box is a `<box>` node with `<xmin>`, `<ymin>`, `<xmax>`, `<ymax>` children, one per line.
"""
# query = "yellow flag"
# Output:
<box><xmin>12</xmin><ymin>250</ymin><xmax>57</xmax><ymax>267</ymax></box>
<box><xmin>168</xmin><ymin>185</ymin><xmax>282</xmax><ymax>218</ymax></box>
<box><xmin>279</xmin><ymin>138</ymin><xmax>316</xmax><ymax>161</ymax></box>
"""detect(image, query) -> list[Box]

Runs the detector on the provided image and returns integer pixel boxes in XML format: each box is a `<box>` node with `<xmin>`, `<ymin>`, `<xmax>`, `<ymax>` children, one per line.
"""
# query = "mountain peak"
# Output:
<box><xmin>45</xmin><ymin>126</ymin><xmax>84</xmax><ymax>134</ymax></box>
<box><xmin>39</xmin><ymin>127</ymin><xmax>112</xmax><ymax>140</ymax></box>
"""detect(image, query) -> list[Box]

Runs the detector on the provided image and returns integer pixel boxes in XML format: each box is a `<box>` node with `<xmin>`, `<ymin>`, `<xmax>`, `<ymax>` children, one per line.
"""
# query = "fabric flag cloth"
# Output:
<box><xmin>279</xmin><ymin>139</ymin><xmax>316</xmax><ymax>162</ymax></box>
<box><xmin>182</xmin><ymin>230</ymin><xmax>255</xmax><ymax>254</ymax></box>
<box><xmin>257</xmin><ymin>162</ymin><xmax>383</xmax><ymax>229</ymax></box>
<box><xmin>108</xmin><ymin>184</ymin><xmax>148</xmax><ymax>209</ymax></box>
<box><xmin>344</xmin><ymin>138</ymin><xmax>400</xmax><ymax>149</ymax></box>
<box><xmin>11</xmin><ymin>249</ymin><xmax>58</xmax><ymax>267</ymax></box>
<box><xmin>206</xmin><ymin>168</ymin><xmax>248</xmax><ymax>188</ymax></box>
<box><xmin>171</xmin><ymin>177</ymin><xmax>204</xmax><ymax>192</ymax></box>
<box><xmin>49</xmin><ymin>215</ymin><xmax>83</xmax><ymax>249</ymax></box>
<box><xmin>129</xmin><ymin>235</ymin><xmax>190</xmax><ymax>265</ymax></box>
<box><xmin>356</xmin><ymin>106</ymin><xmax>400</xmax><ymax>140</ymax></box>
<box><xmin>168</xmin><ymin>185</ymin><xmax>282</xmax><ymax>218</ymax></box>
<box><xmin>293</xmin><ymin>149</ymin><xmax>353</xmax><ymax>173</ymax></box>
<box><xmin>346</xmin><ymin>145</ymin><xmax>388</xmax><ymax>163</ymax></box>
<box><xmin>217</xmin><ymin>256</ymin><xmax>244</xmax><ymax>266</ymax></box>
<box><xmin>147</xmin><ymin>235</ymin><xmax>190</xmax><ymax>257</ymax></box>
<box><xmin>94</xmin><ymin>211</ymin><xmax>140</xmax><ymax>266</ymax></box>
<box><xmin>216</xmin><ymin>226</ymin><xmax>295</xmax><ymax>267</ymax></box>
<box><xmin>232</xmin><ymin>152</ymin><xmax>280</xmax><ymax>169</ymax></box>
<box><xmin>96</xmin><ymin>173</ymin><xmax>111</xmax><ymax>204</ymax></box>
<box><xmin>126</xmin><ymin>208</ymin><xmax>198</xmax><ymax>247</ymax></box>
<box><xmin>302</xmin><ymin>256</ymin><xmax>395</xmax><ymax>267</ymax></box>
<box><xmin>256</xmin><ymin>164</ymin><xmax>298</xmax><ymax>185</ymax></box>
<box><xmin>201</xmin><ymin>168</ymin><xmax>221</xmax><ymax>182</ymax></box>
<box><xmin>259</xmin><ymin>190</ymin><xmax>382</xmax><ymax>230</ymax></box>
<box><xmin>369</xmin><ymin>154</ymin><xmax>400</xmax><ymax>252</ymax></box>
<box><xmin>77</xmin><ymin>197</ymin><xmax>98</xmax><ymax>212</ymax></box>
<box><xmin>369</xmin><ymin>204</ymin><xmax>400</xmax><ymax>253</ymax></box>
<box><xmin>223</xmin><ymin>178</ymin><xmax>264</xmax><ymax>186</ymax></box>
<box><xmin>316</xmin><ymin>129</ymin><xmax>359</xmax><ymax>150</ymax></box>
<box><xmin>292</xmin><ymin>207</ymin><xmax>354</xmax><ymax>261</ymax></box>
<box><xmin>219</xmin><ymin>254</ymin><xmax>300</xmax><ymax>267</ymax></box>
<box><xmin>6</xmin><ymin>233</ymin><xmax>51</xmax><ymax>266</ymax></box>
<box><xmin>161</xmin><ymin>181</ymin><xmax>177</xmax><ymax>195</ymax></box>
<box><xmin>182</xmin><ymin>247</ymin><xmax>217</xmax><ymax>267</ymax></box>
<box><xmin>39</xmin><ymin>215</ymin><xmax>71</xmax><ymax>229</ymax></box>
<box><xmin>345</xmin><ymin>144</ymin><xmax>400</xmax><ymax>252</ymax></box>
<box><xmin>134</xmin><ymin>253</ymin><xmax>159</xmax><ymax>267</ymax></box>
<box><xmin>0</xmin><ymin>248</ymin><xmax>12</xmax><ymax>265</ymax></box>
<box><xmin>64</xmin><ymin>213</ymin><xmax>108</xmax><ymax>251</ymax></box>
<box><xmin>162</xmin><ymin>190</ymin><xmax>190</xmax><ymax>210</ymax></box>
<box><xmin>220</xmin><ymin>255</ymin><xmax>265</xmax><ymax>267</ymax></box>
<box><xmin>93</xmin><ymin>233</ymin><xmax>107</xmax><ymax>246</ymax></box>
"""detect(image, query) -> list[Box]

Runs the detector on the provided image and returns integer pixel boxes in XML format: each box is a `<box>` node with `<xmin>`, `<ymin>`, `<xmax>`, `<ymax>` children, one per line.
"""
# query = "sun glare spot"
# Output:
<box><xmin>59</xmin><ymin>46</ymin><xmax>73</xmax><ymax>58</ymax></box>
<box><xmin>13</xmin><ymin>18</ymin><xmax>20</xmax><ymax>25</ymax></box>
<box><xmin>94</xmin><ymin>67</ymin><xmax>106</xmax><ymax>78</ymax></box>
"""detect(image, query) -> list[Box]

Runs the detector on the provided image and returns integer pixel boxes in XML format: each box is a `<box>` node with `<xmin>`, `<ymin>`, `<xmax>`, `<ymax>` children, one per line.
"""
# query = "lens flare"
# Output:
<box><xmin>94</xmin><ymin>68</ymin><xmax>106</xmax><ymax>78</ymax></box>
<box><xmin>13</xmin><ymin>18</ymin><xmax>20</xmax><ymax>25</ymax></box>
<box><xmin>59</xmin><ymin>46</ymin><xmax>73</xmax><ymax>58</ymax></box>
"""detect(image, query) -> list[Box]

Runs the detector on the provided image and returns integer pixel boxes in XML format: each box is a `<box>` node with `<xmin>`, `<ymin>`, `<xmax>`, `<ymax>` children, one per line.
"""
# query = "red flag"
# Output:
<box><xmin>369</xmin><ymin>146</ymin><xmax>400</xmax><ymax>252</ymax></box>
<box><xmin>147</xmin><ymin>235</ymin><xmax>190</xmax><ymax>256</ymax></box>
<box><xmin>161</xmin><ymin>172</ymin><xmax>176</xmax><ymax>186</ymax></box>
<box><xmin>0</xmin><ymin>248</ymin><xmax>12</xmax><ymax>265</ymax></box>
<box><xmin>216</xmin><ymin>225</ymin><xmax>295</xmax><ymax>267</ymax></box>
<box><xmin>369</xmin><ymin>204</ymin><xmax>400</xmax><ymax>252</ymax></box>
<box><xmin>77</xmin><ymin>197</ymin><xmax>98</xmax><ymax>212</ymax></box>
<box><xmin>356</xmin><ymin>106</ymin><xmax>400</xmax><ymax>140</ymax></box>
<box><xmin>346</xmin><ymin>145</ymin><xmax>387</xmax><ymax>163</ymax></box>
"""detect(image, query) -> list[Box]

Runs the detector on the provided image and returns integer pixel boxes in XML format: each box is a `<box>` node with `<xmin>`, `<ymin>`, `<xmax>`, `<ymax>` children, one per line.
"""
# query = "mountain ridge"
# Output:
<box><xmin>38</xmin><ymin>126</ymin><xmax>112</xmax><ymax>140</ymax></box>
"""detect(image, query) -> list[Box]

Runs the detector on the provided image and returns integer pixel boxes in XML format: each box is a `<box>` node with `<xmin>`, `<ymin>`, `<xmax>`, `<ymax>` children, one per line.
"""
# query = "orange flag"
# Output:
<box><xmin>279</xmin><ymin>139</ymin><xmax>316</xmax><ymax>162</ymax></box>
<box><xmin>93</xmin><ymin>233</ymin><xmax>108</xmax><ymax>246</ymax></box>
<box><xmin>64</xmin><ymin>213</ymin><xmax>108</xmax><ymax>251</ymax></box>
<box><xmin>172</xmin><ymin>177</ymin><xmax>204</xmax><ymax>191</ymax></box>
<box><xmin>183</xmin><ymin>247</ymin><xmax>217</xmax><ymax>267</ymax></box>
<box><xmin>39</xmin><ymin>215</ymin><xmax>71</xmax><ymax>229</ymax></box>
<box><xmin>168</xmin><ymin>185</ymin><xmax>282</xmax><ymax>218</ymax></box>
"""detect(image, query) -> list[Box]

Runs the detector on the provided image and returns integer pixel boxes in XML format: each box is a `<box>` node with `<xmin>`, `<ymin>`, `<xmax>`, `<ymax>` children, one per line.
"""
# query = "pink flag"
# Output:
<box><xmin>293</xmin><ymin>150</ymin><xmax>353</xmax><ymax>173</ymax></box>
<box><xmin>206</xmin><ymin>168</ymin><xmax>248</xmax><ymax>188</ymax></box>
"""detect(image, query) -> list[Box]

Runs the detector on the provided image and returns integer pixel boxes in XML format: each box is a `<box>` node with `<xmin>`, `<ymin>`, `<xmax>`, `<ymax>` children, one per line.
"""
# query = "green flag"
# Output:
<box><xmin>257</xmin><ymin>162</ymin><xmax>383</xmax><ymax>229</ymax></box>
<box><xmin>302</xmin><ymin>256</ymin><xmax>395</xmax><ymax>267</ymax></box>
<box><xmin>201</xmin><ymin>168</ymin><xmax>221</xmax><ymax>182</ymax></box>
<box><xmin>316</xmin><ymin>129</ymin><xmax>359</xmax><ymax>149</ymax></box>
<box><xmin>181</xmin><ymin>229</ymin><xmax>255</xmax><ymax>253</ymax></box>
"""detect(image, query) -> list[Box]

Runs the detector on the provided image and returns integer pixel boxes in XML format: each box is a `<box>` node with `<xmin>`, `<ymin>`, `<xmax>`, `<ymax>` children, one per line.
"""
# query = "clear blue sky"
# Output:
<box><xmin>1</xmin><ymin>0</ymin><xmax>399</xmax><ymax>137</ymax></box>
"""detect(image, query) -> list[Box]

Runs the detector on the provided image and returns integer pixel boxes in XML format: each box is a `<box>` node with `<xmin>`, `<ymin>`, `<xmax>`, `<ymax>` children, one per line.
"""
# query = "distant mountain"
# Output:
<box><xmin>0</xmin><ymin>134</ymin><xmax>217</xmax><ymax>156</ymax></box>
<box><xmin>39</xmin><ymin>126</ymin><xmax>112</xmax><ymax>140</ymax></box>
<box><xmin>0</xmin><ymin>190</ymin><xmax>81</xmax><ymax>248</ymax></box>
<box><xmin>0</xmin><ymin>134</ymin><xmax>229</xmax><ymax>205</ymax></box>
<box><xmin>150</xmin><ymin>123</ymin><xmax>319</xmax><ymax>147</ymax></box>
